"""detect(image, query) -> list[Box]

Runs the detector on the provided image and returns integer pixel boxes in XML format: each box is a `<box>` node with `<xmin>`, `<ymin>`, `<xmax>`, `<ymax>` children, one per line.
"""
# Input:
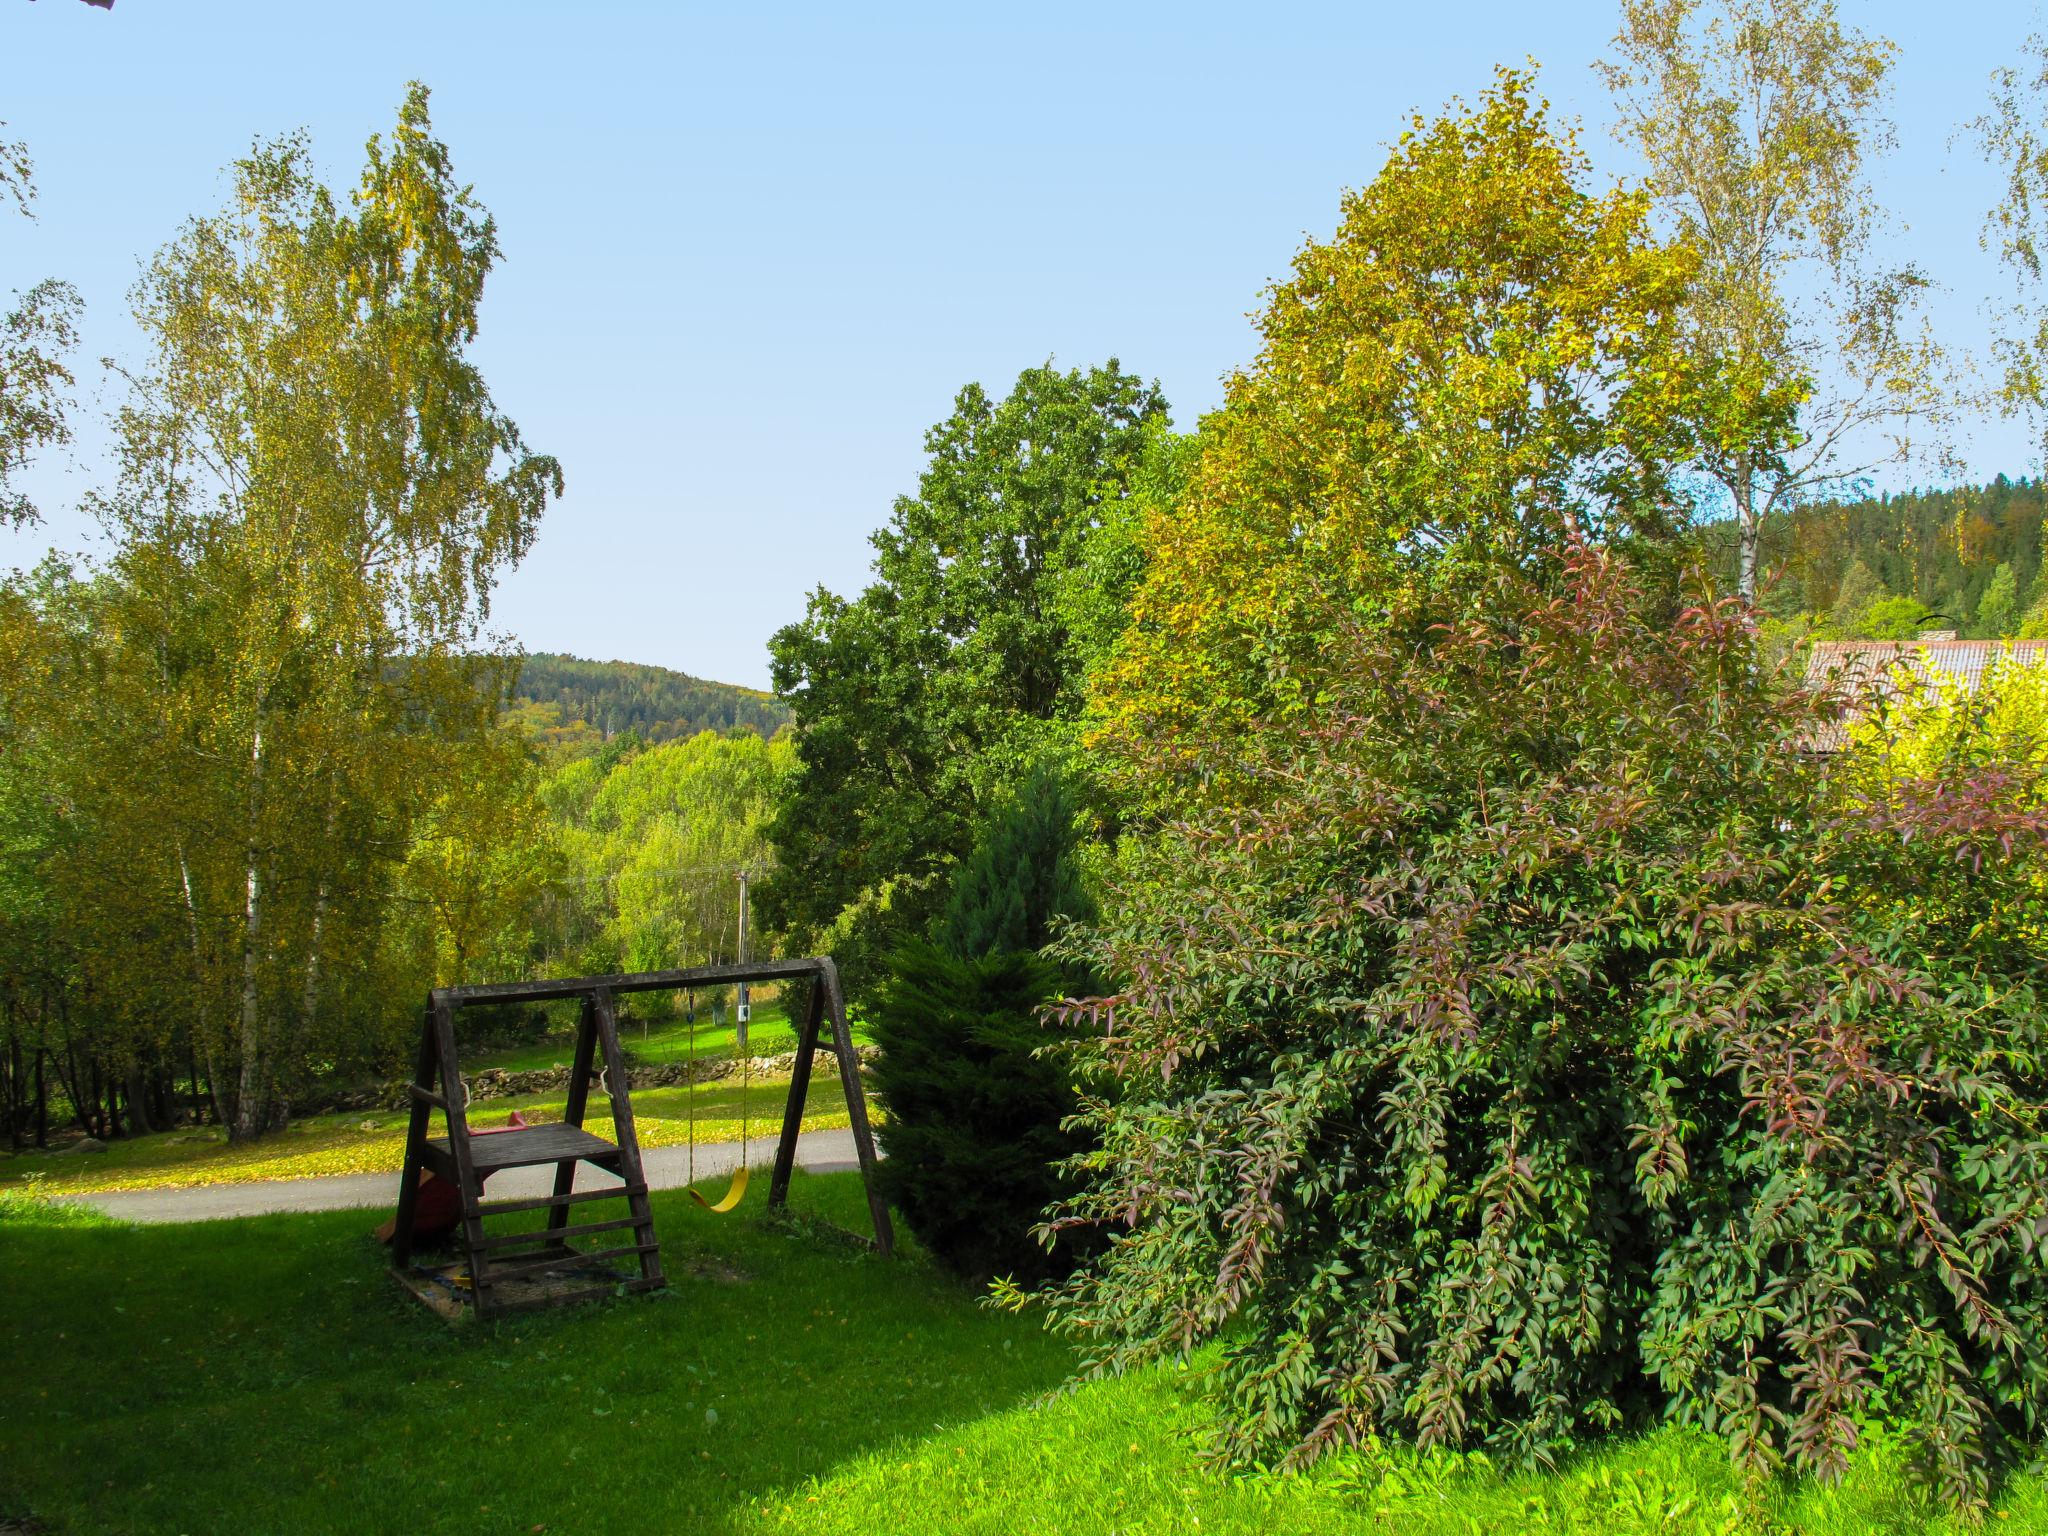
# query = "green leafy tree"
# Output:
<box><xmin>0</xmin><ymin>124</ymin><xmax>80</xmax><ymax>528</ymax></box>
<box><xmin>1975</xmin><ymin>32</ymin><xmax>2048</xmax><ymax>459</ymax></box>
<box><xmin>871</xmin><ymin>767</ymin><xmax>1096</xmax><ymax>1283</ymax></box>
<box><xmin>528</xmin><ymin>729</ymin><xmax>790</xmax><ymax>979</ymax></box>
<box><xmin>80</xmin><ymin>85</ymin><xmax>559</xmax><ymax>1138</ymax></box>
<box><xmin>1858</xmin><ymin>591</ymin><xmax>1933</xmax><ymax>639</ymax></box>
<box><xmin>399</xmin><ymin>709</ymin><xmax>558</xmax><ymax>989</ymax></box>
<box><xmin>1602</xmin><ymin>0</ymin><xmax>1950</xmax><ymax>597</ymax></box>
<box><xmin>763</xmin><ymin>361</ymin><xmax>1165</xmax><ymax>993</ymax></box>
<box><xmin>1095</xmin><ymin>69</ymin><xmax>1717</xmax><ymax>783</ymax></box>
<box><xmin>2023</xmin><ymin>589</ymin><xmax>2048</xmax><ymax>640</ymax></box>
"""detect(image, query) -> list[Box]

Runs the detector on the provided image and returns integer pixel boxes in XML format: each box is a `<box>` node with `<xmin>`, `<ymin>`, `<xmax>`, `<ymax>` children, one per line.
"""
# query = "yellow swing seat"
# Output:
<box><xmin>689</xmin><ymin>1163</ymin><xmax>748</xmax><ymax>1213</ymax></box>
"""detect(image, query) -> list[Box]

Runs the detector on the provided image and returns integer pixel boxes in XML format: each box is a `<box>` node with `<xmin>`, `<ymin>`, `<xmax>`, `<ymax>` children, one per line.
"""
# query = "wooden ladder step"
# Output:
<box><xmin>472</xmin><ymin>1215</ymin><xmax>649</xmax><ymax>1251</ymax></box>
<box><xmin>475</xmin><ymin>1184</ymin><xmax>647</xmax><ymax>1218</ymax></box>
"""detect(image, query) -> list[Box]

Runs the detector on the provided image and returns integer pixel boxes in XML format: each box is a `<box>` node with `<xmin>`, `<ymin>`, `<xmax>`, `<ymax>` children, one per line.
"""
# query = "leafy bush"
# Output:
<box><xmin>1032</xmin><ymin>548</ymin><xmax>2048</xmax><ymax>1508</ymax></box>
<box><xmin>1836</xmin><ymin>649</ymin><xmax>2048</xmax><ymax>942</ymax></box>
<box><xmin>870</xmin><ymin>768</ymin><xmax>1095</xmax><ymax>1282</ymax></box>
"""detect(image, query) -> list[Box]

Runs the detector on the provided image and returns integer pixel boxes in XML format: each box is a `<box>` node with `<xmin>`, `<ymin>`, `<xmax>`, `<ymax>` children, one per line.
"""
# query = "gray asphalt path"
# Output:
<box><xmin>55</xmin><ymin>1127</ymin><xmax>865</xmax><ymax>1225</ymax></box>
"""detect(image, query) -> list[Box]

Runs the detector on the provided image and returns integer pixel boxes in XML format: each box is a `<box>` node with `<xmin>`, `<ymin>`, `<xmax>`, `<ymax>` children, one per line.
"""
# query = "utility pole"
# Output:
<box><xmin>735</xmin><ymin>867</ymin><xmax>751</xmax><ymax>1048</ymax></box>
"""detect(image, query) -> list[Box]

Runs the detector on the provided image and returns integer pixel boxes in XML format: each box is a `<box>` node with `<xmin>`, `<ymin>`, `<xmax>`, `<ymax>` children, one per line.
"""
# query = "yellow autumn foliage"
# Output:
<box><xmin>1090</xmin><ymin>68</ymin><xmax>1719</xmax><ymax>791</ymax></box>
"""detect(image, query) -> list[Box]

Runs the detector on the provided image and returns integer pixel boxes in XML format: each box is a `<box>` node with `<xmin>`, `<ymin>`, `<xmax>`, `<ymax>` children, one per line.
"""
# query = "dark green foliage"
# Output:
<box><xmin>936</xmin><ymin>765</ymin><xmax>1095</xmax><ymax>962</ymax></box>
<box><xmin>870</xmin><ymin>942</ymin><xmax>1088</xmax><ymax>1285</ymax></box>
<box><xmin>1713</xmin><ymin>475</ymin><xmax>2047</xmax><ymax>636</ymax></box>
<box><xmin>872</xmin><ymin>766</ymin><xmax>1099</xmax><ymax>1282</ymax></box>
<box><xmin>514</xmin><ymin>653</ymin><xmax>788</xmax><ymax>743</ymax></box>
<box><xmin>1035</xmin><ymin>547</ymin><xmax>2048</xmax><ymax>1508</ymax></box>
<box><xmin>760</xmin><ymin>362</ymin><xmax>1166</xmax><ymax>995</ymax></box>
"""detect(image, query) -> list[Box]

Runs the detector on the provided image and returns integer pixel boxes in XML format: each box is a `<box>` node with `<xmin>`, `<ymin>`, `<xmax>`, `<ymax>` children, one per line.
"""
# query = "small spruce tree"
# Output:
<box><xmin>869</xmin><ymin>766</ymin><xmax>1095</xmax><ymax>1282</ymax></box>
<box><xmin>1979</xmin><ymin>562</ymin><xmax>2020</xmax><ymax>638</ymax></box>
<box><xmin>1828</xmin><ymin>556</ymin><xmax>1887</xmax><ymax>636</ymax></box>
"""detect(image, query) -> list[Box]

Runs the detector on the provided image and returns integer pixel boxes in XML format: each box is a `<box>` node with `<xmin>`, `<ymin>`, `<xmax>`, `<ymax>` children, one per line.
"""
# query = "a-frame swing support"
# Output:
<box><xmin>390</xmin><ymin>956</ymin><xmax>892</xmax><ymax>1320</ymax></box>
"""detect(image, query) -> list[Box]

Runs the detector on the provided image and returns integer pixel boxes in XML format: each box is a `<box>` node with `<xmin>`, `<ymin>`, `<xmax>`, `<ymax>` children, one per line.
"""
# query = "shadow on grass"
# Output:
<box><xmin>0</xmin><ymin>1173</ymin><xmax>1072</xmax><ymax>1536</ymax></box>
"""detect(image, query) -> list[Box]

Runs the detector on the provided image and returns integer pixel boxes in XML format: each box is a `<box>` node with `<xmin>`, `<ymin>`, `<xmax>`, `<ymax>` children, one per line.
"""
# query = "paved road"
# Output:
<box><xmin>56</xmin><ymin>1128</ymin><xmax>865</xmax><ymax>1225</ymax></box>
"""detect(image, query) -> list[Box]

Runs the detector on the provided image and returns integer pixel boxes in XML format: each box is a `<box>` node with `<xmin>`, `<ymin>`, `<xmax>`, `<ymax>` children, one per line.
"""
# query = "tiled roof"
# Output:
<box><xmin>1801</xmin><ymin>639</ymin><xmax>2048</xmax><ymax>751</ymax></box>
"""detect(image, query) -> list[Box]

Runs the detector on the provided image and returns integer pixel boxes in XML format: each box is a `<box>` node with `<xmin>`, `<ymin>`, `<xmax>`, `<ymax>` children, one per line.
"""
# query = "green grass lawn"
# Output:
<box><xmin>465</xmin><ymin>992</ymin><xmax>873</xmax><ymax>1075</ymax></box>
<box><xmin>0</xmin><ymin>1071</ymin><xmax>863</xmax><ymax>1195</ymax></box>
<box><xmin>0</xmin><ymin>995</ymin><xmax>880</xmax><ymax>1197</ymax></box>
<box><xmin>1</xmin><ymin>1178</ymin><xmax>2038</xmax><ymax>1536</ymax></box>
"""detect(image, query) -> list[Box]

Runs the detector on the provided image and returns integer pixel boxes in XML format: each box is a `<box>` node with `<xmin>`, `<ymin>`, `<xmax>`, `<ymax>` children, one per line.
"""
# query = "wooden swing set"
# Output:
<box><xmin>386</xmin><ymin>954</ymin><xmax>890</xmax><ymax>1320</ymax></box>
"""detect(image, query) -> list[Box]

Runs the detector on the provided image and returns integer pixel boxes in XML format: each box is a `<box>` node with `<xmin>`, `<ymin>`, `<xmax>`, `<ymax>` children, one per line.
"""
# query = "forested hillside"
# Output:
<box><xmin>1707</xmin><ymin>476</ymin><xmax>2048</xmax><ymax>638</ymax></box>
<box><xmin>509</xmin><ymin>653</ymin><xmax>789</xmax><ymax>751</ymax></box>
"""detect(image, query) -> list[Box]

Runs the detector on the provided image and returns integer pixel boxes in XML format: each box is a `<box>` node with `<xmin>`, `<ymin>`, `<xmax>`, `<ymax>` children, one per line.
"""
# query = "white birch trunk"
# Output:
<box><xmin>232</xmin><ymin>717</ymin><xmax>267</xmax><ymax>1141</ymax></box>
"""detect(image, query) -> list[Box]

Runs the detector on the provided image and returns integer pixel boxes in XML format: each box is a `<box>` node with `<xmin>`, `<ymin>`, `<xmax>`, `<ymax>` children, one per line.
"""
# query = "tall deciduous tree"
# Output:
<box><xmin>762</xmin><ymin>361</ymin><xmax>1164</xmax><ymax>992</ymax></box>
<box><xmin>86</xmin><ymin>85</ymin><xmax>559</xmax><ymax>1138</ymax></box>
<box><xmin>1975</xmin><ymin>32</ymin><xmax>2048</xmax><ymax>461</ymax></box>
<box><xmin>1095</xmin><ymin>69</ymin><xmax>1714</xmax><ymax>784</ymax></box>
<box><xmin>1601</xmin><ymin>0</ymin><xmax>1949</xmax><ymax>598</ymax></box>
<box><xmin>0</xmin><ymin>124</ymin><xmax>80</xmax><ymax>528</ymax></box>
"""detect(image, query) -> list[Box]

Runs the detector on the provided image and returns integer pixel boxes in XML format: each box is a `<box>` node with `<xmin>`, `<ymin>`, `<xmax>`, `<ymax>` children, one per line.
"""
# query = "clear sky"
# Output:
<box><xmin>0</xmin><ymin>1</ymin><xmax>2036</xmax><ymax>688</ymax></box>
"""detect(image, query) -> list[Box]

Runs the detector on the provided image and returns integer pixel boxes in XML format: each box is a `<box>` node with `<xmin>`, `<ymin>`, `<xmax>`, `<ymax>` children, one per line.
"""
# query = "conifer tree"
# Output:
<box><xmin>1980</xmin><ymin>562</ymin><xmax>2021</xmax><ymax>638</ymax></box>
<box><xmin>869</xmin><ymin>767</ymin><xmax>1093</xmax><ymax>1282</ymax></box>
<box><xmin>1829</xmin><ymin>556</ymin><xmax>1886</xmax><ymax>635</ymax></box>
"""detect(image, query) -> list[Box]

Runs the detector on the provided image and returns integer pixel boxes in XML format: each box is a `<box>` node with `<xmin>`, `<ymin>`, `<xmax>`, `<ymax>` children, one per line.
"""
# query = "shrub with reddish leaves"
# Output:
<box><xmin>1031</xmin><ymin>547</ymin><xmax>2047</xmax><ymax>1507</ymax></box>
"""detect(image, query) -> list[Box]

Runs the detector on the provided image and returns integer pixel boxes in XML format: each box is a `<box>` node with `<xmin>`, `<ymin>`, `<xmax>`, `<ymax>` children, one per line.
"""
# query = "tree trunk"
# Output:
<box><xmin>5</xmin><ymin>1004</ymin><xmax>21</xmax><ymax>1152</ymax></box>
<box><xmin>60</xmin><ymin>1038</ymin><xmax>88</xmax><ymax>1135</ymax></box>
<box><xmin>1734</xmin><ymin>458</ymin><xmax>1758</xmax><ymax>602</ymax></box>
<box><xmin>125</xmin><ymin>1066</ymin><xmax>161</xmax><ymax>1135</ymax></box>
<box><xmin>179</xmin><ymin>847</ymin><xmax>236</xmax><ymax>1129</ymax></box>
<box><xmin>33</xmin><ymin>1046</ymin><xmax>47</xmax><ymax>1149</ymax></box>
<box><xmin>232</xmin><ymin>717</ymin><xmax>270</xmax><ymax>1143</ymax></box>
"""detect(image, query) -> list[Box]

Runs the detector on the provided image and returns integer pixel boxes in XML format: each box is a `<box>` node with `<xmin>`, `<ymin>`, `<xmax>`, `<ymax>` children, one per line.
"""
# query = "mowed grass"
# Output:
<box><xmin>1</xmin><ymin>1180</ymin><xmax>2039</xmax><ymax>1536</ymax></box>
<box><xmin>0</xmin><ymin>1071</ymin><xmax>866</xmax><ymax>1195</ymax></box>
<box><xmin>467</xmin><ymin>991</ymin><xmax>874</xmax><ymax>1075</ymax></box>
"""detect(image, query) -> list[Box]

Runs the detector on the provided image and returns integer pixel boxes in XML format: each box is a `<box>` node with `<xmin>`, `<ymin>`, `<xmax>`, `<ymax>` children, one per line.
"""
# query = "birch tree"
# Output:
<box><xmin>1601</xmin><ymin>0</ymin><xmax>1950</xmax><ymax>597</ymax></box>
<box><xmin>94</xmin><ymin>84</ymin><xmax>560</xmax><ymax>1138</ymax></box>
<box><xmin>1975</xmin><ymin>32</ymin><xmax>2048</xmax><ymax>461</ymax></box>
<box><xmin>0</xmin><ymin>124</ymin><xmax>80</xmax><ymax>528</ymax></box>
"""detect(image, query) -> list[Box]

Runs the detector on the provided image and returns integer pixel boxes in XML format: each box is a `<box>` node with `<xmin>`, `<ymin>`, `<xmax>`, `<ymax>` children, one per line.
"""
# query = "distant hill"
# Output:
<box><xmin>1703</xmin><ymin>475</ymin><xmax>2046</xmax><ymax>634</ymax></box>
<box><xmin>508</xmin><ymin>653</ymin><xmax>789</xmax><ymax>752</ymax></box>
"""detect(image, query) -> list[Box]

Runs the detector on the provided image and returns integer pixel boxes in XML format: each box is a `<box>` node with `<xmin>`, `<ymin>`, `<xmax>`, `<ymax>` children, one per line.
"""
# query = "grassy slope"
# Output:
<box><xmin>2</xmin><ymin>1180</ymin><xmax>2038</xmax><ymax>1536</ymax></box>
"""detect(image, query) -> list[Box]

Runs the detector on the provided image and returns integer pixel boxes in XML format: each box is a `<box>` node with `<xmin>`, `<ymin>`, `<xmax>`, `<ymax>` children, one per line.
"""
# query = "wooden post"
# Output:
<box><xmin>591</xmin><ymin>986</ymin><xmax>664</xmax><ymax>1290</ymax></box>
<box><xmin>429</xmin><ymin>999</ymin><xmax>491</xmax><ymax>1312</ymax></box>
<box><xmin>545</xmin><ymin>996</ymin><xmax>600</xmax><ymax>1245</ymax></box>
<box><xmin>389</xmin><ymin>1000</ymin><xmax>437</xmax><ymax>1272</ymax></box>
<box><xmin>768</xmin><ymin>972</ymin><xmax>824</xmax><ymax>1211</ymax></box>
<box><xmin>820</xmin><ymin>957</ymin><xmax>893</xmax><ymax>1256</ymax></box>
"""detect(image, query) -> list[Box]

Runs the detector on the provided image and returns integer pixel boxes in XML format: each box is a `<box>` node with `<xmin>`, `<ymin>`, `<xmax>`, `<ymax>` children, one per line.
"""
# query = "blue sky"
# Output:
<box><xmin>0</xmin><ymin>1</ymin><xmax>2036</xmax><ymax>688</ymax></box>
